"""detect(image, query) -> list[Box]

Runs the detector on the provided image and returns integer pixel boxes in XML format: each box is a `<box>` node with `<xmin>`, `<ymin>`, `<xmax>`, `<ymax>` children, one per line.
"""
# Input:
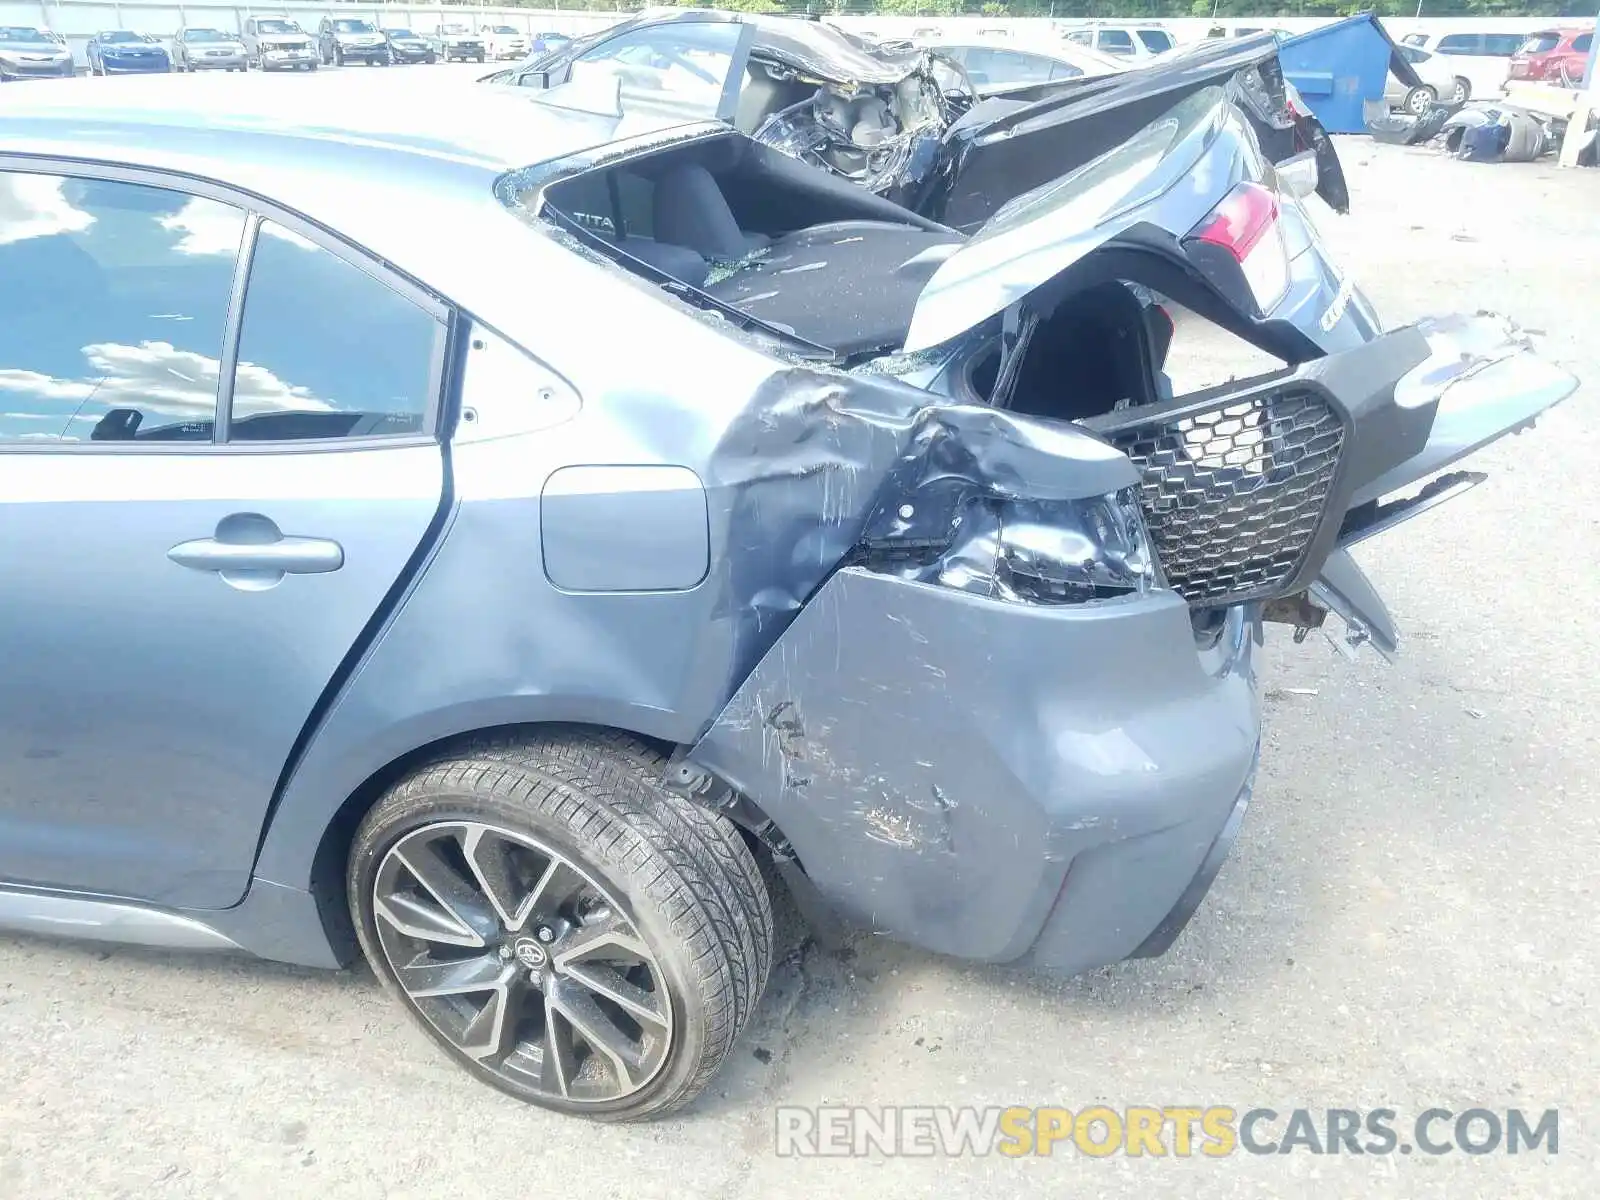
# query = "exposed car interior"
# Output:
<box><xmin>540</xmin><ymin>132</ymin><xmax>961</xmax><ymax>360</ymax></box>
<box><xmin>538</xmin><ymin>132</ymin><xmax>1265</xmax><ymax>426</ymax></box>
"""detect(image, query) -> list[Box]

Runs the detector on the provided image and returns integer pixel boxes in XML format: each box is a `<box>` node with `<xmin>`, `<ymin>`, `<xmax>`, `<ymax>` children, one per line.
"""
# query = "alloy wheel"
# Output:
<box><xmin>371</xmin><ymin>820</ymin><xmax>673</xmax><ymax>1104</ymax></box>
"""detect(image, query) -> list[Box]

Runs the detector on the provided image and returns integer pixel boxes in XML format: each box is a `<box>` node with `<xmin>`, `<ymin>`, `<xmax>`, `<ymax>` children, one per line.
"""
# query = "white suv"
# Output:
<box><xmin>1399</xmin><ymin>29</ymin><xmax>1526</xmax><ymax>101</ymax></box>
<box><xmin>480</xmin><ymin>24</ymin><xmax>529</xmax><ymax>61</ymax></box>
<box><xmin>1059</xmin><ymin>22</ymin><xmax>1176</xmax><ymax>61</ymax></box>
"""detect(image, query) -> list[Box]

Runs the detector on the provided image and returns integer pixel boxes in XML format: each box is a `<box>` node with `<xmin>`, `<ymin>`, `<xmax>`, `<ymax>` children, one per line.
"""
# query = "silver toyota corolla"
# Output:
<box><xmin>0</xmin><ymin>74</ymin><xmax>1577</xmax><ymax>1121</ymax></box>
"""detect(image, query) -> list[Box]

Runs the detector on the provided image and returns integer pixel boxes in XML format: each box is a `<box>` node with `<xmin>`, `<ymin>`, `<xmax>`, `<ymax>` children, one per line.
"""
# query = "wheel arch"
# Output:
<box><xmin>252</xmin><ymin>709</ymin><xmax>793</xmax><ymax>967</ymax></box>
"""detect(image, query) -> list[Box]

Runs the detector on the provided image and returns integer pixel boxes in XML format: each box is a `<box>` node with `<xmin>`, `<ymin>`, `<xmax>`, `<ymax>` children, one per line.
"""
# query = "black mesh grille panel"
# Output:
<box><xmin>1101</xmin><ymin>389</ymin><xmax>1345</xmax><ymax>605</ymax></box>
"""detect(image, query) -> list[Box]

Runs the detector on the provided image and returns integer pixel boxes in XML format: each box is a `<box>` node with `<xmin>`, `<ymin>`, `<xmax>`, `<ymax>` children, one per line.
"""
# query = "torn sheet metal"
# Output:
<box><xmin>745</xmin><ymin>16</ymin><xmax>937</xmax><ymax>89</ymax></box>
<box><xmin>697</xmin><ymin>366</ymin><xmax>1138</xmax><ymax>691</ymax></box>
<box><xmin>752</xmin><ymin>87</ymin><xmax>949</xmax><ymax>210</ymax></box>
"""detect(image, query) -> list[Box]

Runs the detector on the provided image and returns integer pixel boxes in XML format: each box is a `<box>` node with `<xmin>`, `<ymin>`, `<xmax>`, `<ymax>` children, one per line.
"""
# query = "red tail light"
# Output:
<box><xmin>1184</xmin><ymin>182</ymin><xmax>1291</xmax><ymax>314</ymax></box>
<box><xmin>1190</xmin><ymin>182</ymin><xmax>1279</xmax><ymax>261</ymax></box>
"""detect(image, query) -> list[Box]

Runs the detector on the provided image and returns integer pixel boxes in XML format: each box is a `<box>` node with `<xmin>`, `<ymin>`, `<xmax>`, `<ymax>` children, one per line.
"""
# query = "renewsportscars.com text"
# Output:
<box><xmin>774</xmin><ymin>1106</ymin><xmax>1559</xmax><ymax>1158</ymax></box>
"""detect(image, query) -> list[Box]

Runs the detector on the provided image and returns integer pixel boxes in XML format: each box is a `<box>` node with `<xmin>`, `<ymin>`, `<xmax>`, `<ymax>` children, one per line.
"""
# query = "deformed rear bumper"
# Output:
<box><xmin>686</xmin><ymin>570</ymin><xmax>1261</xmax><ymax>976</ymax></box>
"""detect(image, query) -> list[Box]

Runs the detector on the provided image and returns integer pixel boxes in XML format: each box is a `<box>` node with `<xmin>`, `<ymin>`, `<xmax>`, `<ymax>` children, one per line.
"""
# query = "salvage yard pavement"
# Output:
<box><xmin>2</xmin><ymin>128</ymin><xmax>1598</xmax><ymax>1199</ymax></box>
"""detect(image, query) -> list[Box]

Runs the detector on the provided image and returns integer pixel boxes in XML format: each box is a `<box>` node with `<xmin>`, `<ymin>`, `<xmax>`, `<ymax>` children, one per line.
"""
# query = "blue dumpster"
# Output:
<box><xmin>1277</xmin><ymin>13</ymin><xmax>1422</xmax><ymax>135</ymax></box>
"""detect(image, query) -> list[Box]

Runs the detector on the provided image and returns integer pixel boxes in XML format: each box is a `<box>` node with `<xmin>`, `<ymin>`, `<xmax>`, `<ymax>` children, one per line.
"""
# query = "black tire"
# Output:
<box><xmin>348</xmin><ymin>728</ymin><xmax>773</xmax><ymax>1121</ymax></box>
<box><xmin>334</xmin><ymin>47</ymin><xmax>344</xmax><ymax>66</ymax></box>
<box><xmin>307</xmin><ymin>61</ymin><xmax>318</xmax><ymax>72</ymax></box>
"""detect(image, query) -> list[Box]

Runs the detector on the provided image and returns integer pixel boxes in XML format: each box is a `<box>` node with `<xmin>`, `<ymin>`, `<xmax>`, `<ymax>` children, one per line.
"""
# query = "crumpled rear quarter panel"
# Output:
<box><xmin>688</xmin><ymin>569</ymin><xmax>1260</xmax><ymax>969</ymax></box>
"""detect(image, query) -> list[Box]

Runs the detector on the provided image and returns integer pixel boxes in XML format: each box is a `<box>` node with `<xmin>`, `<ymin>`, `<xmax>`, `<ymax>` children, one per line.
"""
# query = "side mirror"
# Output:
<box><xmin>516</xmin><ymin>69</ymin><xmax>551</xmax><ymax>89</ymax></box>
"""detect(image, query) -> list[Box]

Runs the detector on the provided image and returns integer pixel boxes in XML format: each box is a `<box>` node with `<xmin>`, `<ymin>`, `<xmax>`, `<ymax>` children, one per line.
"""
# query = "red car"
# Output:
<box><xmin>1507</xmin><ymin>27</ymin><xmax>1592</xmax><ymax>84</ymax></box>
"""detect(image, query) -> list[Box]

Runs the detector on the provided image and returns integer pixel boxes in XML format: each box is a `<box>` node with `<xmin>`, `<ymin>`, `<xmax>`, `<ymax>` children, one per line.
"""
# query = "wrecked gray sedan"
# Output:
<box><xmin>0</xmin><ymin>76</ymin><xmax>1576</xmax><ymax>1122</ymax></box>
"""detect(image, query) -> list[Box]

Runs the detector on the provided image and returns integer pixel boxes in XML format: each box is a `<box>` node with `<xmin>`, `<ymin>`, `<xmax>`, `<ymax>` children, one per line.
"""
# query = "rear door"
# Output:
<box><xmin>0</xmin><ymin>167</ymin><xmax>446</xmax><ymax>910</ymax></box>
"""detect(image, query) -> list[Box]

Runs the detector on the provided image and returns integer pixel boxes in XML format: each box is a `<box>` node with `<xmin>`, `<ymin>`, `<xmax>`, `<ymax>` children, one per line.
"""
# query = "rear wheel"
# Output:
<box><xmin>1450</xmin><ymin>77</ymin><xmax>1471</xmax><ymax>103</ymax></box>
<box><xmin>349</xmin><ymin>729</ymin><xmax>773</xmax><ymax>1121</ymax></box>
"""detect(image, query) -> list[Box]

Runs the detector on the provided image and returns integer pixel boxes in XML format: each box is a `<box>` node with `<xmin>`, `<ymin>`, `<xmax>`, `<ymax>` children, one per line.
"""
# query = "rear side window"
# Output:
<box><xmin>1519</xmin><ymin>33</ymin><xmax>1561</xmax><ymax>54</ymax></box>
<box><xmin>1137</xmin><ymin>30</ymin><xmax>1173</xmax><ymax>52</ymax></box>
<box><xmin>1436</xmin><ymin>34</ymin><xmax>1481</xmax><ymax>55</ymax></box>
<box><xmin>960</xmin><ymin>47</ymin><xmax>1060</xmax><ymax>85</ymax></box>
<box><xmin>0</xmin><ymin>172</ymin><xmax>244</xmax><ymax>443</ymax></box>
<box><xmin>1066</xmin><ymin>31</ymin><xmax>1093</xmax><ymax>46</ymax></box>
<box><xmin>1097</xmin><ymin>29</ymin><xmax>1135</xmax><ymax>53</ymax></box>
<box><xmin>226</xmin><ymin>221</ymin><xmax>439</xmax><ymax>441</ymax></box>
<box><xmin>1574</xmin><ymin>33</ymin><xmax>1591</xmax><ymax>53</ymax></box>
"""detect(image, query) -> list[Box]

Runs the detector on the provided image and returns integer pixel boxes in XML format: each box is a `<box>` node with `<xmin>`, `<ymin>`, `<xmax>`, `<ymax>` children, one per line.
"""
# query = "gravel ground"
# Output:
<box><xmin>2</xmin><ymin>73</ymin><xmax>1599</xmax><ymax>1199</ymax></box>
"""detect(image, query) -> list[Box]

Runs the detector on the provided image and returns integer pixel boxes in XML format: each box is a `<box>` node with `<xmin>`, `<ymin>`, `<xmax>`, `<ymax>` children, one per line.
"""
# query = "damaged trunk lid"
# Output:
<box><xmin>928</xmin><ymin>31</ymin><xmax>1347</xmax><ymax>233</ymax></box>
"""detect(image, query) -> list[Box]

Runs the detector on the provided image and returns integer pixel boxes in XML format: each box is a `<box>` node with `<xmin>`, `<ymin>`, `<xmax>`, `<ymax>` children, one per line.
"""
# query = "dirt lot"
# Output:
<box><xmin>2</xmin><ymin>71</ymin><xmax>1599</xmax><ymax>1198</ymax></box>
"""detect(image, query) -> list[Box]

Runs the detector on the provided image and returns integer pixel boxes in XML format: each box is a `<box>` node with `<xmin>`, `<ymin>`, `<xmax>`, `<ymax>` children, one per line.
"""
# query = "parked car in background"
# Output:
<box><xmin>1387</xmin><ymin>44</ymin><xmax>1464</xmax><ymax>111</ymax></box>
<box><xmin>482</xmin><ymin>25</ymin><xmax>530</xmax><ymax>60</ymax></box>
<box><xmin>0</xmin><ymin>69</ymin><xmax>1574</xmax><ymax>1123</ymax></box>
<box><xmin>87</xmin><ymin>31</ymin><xmax>171</xmax><ymax>76</ymax></box>
<box><xmin>172</xmin><ymin>27</ymin><xmax>248</xmax><ymax>72</ymax></box>
<box><xmin>430</xmin><ymin>24</ymin><xmax>486</xmax><ymax>62</ymax></box>
<box><xmin>1060</xmin><ymin>22</ymin><xmax>1176</xmax><ymax>60</ymax></box>
<box><xmin>383</xmin><ymin>28</ymin><xmax>435</xmax><ymax>64</ymax></box>
<box><xmin>318</xmin><ymin>17</ymin><xmax>390</xmax><ymax>67</ymax></box>
<box><xmin>1508</xmin><ymin>28</ymin><xmax>1593</xmax><ymax>85</ymax></box>
<box><xmin>1400</xmin><ymin>29</ymin><xmax>1526</xmax><ymax>100</ymax></box>
<box><xmin>0</xmin><ymin>25</ymin><xmax>75</xmax><ymax>79</ymax></box>
<box><xmin>242</xmin><ymin>17</ymin><xmax>316</xmax><ymax>72</ymax></box>
<box><xmin>926</xmin><ymin>39</ymin><xmax>1127</xmax><ymax>89</ymax></box>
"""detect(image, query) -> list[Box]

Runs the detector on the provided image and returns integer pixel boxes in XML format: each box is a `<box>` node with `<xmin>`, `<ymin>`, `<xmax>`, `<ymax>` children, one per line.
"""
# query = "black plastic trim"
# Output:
<box><xmin>1129</xmin><ymin>750</ymin><xmax>1257</xmax><ymax>959</ymax></box>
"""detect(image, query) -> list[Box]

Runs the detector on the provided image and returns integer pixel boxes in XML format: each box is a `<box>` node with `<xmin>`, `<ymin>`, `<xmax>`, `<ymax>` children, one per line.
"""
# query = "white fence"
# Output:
<box><xmin>5</xmin><ymin>0</ymin><xmax>1593</xmax><ymax>66</ymax></box>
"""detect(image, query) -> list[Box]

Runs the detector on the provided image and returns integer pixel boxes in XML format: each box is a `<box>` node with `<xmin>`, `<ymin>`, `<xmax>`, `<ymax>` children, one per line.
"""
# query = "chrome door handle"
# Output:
<box><xmin>168</xmin><ymin>514</ymin><xmax>343</xmax><ymax>591</ymax></box>
<box><xmin>168</xmin><ymin>537</ymin><xmax>344</xmax><ymax>574</ymax></box>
